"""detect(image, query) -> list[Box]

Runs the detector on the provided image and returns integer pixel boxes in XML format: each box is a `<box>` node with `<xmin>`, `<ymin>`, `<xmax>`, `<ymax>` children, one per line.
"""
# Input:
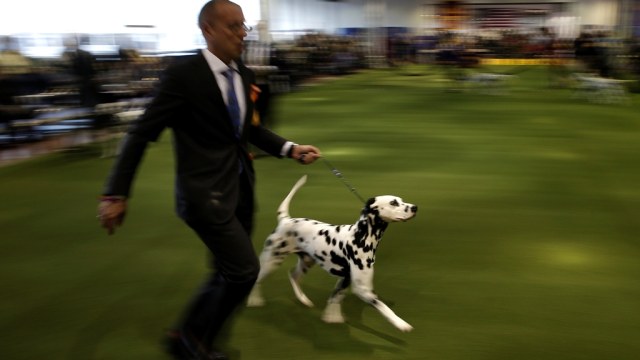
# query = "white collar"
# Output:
<box><xmin>201</xmin><ymin>48</ymin><xmax>238</xmax><ymax>75</ymax></box>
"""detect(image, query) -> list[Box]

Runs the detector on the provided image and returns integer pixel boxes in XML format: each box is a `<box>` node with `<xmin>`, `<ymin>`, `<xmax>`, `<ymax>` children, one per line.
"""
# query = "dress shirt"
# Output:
<box><xmin>202</xmin><ymin>49</ymin><xmax>247</xmax><ymax>127</ymax></box>
<box><xmin>201</xmin><ymin>49</ymin><xmax>294</xmax><ymax>157</ymax></box>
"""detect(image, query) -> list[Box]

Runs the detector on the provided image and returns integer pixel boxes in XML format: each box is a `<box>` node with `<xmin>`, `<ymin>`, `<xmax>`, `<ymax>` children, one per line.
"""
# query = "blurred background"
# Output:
<box><xmin>1</xmin><ymin>1</ymin><xmax>640</xmax><ymax>360</ymax></box>
<box><xmin>1</xmin><ymin>0</ymin><xmax>640</xmax><ymax>157</ymax></box>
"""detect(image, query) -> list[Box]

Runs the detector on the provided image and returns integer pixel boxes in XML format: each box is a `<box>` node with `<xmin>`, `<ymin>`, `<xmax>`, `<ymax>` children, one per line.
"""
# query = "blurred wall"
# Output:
<box><xmin>0</xmin><ymin>0</ymin><xmax>630</xmax><ymax>57</ymax></box>
<box><xmin>264</xmin><ymin>0</ymin><xmax>624</xmax><ymax>35</ymax></box>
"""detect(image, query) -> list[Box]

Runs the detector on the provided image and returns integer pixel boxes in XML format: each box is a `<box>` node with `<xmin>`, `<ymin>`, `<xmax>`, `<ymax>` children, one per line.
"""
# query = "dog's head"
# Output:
<box><xmin>364</xmin><ymin>196</ymin><xmax>417</xmax><ymax>223</ymax></box>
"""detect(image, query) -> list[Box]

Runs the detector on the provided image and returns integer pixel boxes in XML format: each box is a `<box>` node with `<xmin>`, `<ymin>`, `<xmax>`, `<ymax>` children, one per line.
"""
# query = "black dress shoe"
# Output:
<box><xmin>209</xmin><ymin>350</ymin><xmax>228</xmax><ymax>360</ymax></box>
<box><xmin>163</xmin><ymin>331</ymin><xmax>212</xmax><ymax>360</ymax></box>
<box><xmin>163</xmin><ymin>335</ymin><xmax>193</xmax><ymax>359</ymax></box>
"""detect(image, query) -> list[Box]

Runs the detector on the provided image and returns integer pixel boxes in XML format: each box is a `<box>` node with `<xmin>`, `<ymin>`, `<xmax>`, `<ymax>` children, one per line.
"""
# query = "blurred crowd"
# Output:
<box><xmin>1</xmin><ymin>28</ymin><xmax>640</xmax><ymax>147</ymax></box>
<box><xmin>408</xmin><ymin>27</ymin><xmax>639</xmax><ymax>82</ymax></box>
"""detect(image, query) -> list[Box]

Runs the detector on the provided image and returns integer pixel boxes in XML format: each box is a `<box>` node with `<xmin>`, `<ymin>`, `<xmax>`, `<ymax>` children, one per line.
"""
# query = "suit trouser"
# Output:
<box><xmin>177</xmin><ymin>175</ymin><xmax>260</xmax><ymax>349</ymax></box>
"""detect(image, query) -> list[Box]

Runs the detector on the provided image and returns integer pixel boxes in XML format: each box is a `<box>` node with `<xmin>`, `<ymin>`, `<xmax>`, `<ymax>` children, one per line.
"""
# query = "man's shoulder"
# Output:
<box><xmin>163</xmin><ymin>51</ymin><xmax>205</xmax><ymax>72</ymax></box>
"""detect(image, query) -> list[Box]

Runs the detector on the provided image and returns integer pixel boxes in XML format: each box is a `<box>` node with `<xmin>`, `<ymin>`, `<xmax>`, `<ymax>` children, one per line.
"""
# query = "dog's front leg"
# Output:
<box><xmin>351</xmin><ymin>270</ymin><xmax>413</xmax><ymax>332</ymax></box>
<box><xmin>322</xmin><ymin>276</ymin><xmax>350</xmax><ymax>324</ymax></box>
<box><xmin>366</xmin><ymin>296</ymin><xmax>413</xmax><ymax>332</ymax></box>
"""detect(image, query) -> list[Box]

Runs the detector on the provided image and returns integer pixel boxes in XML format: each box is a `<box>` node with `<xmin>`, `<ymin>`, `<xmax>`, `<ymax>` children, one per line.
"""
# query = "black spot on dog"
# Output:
<box><xmin>366</xmin><ymin>257</ymin><xmax>375</xmax><ymax>268</ymax></box>
<box><xmin>345</xmin><ymin>244</ymin><xmax>354</xmax><ymax>258</ymax></box>
<box><xmin>318</xmin><ymin>229</ymin><xmax>331</xmax><ymax>245</ymax></box>
<box><xmin>354</xmin><ymin>219</ymin><xmax>369</xmax><ymax>247</ymax></box>
<box><xmin>353</xmin><ymin>258</ymin><xmax>364</xmax><ymax>270</ymax></box>
<box><xmin>329</xmin><ymin>251</ymin><xmax>349</xmax><ymax>277</ymax></box>
<box><xmin>344</xmin><ymin>244</ymin><xmax>364</xmax><ymax>270</ymax></box>
<box><xmin>279</xmin><ymin>241</ymin><xmax>288</xmax><ymax>248</ymax></box>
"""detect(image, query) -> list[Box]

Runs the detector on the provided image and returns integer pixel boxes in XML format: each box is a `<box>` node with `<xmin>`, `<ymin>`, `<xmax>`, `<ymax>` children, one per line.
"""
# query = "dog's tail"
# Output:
<box><xmin>277</xmin><ymin>175</ymin><xmax>307</xmax><ymax>221</ymax></box>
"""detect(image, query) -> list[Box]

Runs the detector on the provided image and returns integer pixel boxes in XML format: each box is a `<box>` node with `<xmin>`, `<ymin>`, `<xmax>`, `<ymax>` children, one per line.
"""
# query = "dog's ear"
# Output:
<box><xmin>362</xmin><ymin>197</ymin><xmax>378</xmax><ymax>216</ymax></box>
<box><xmin>362</xmin><ymin>198</ymin><xmax>376</xmax><ymax>212</ymax></box>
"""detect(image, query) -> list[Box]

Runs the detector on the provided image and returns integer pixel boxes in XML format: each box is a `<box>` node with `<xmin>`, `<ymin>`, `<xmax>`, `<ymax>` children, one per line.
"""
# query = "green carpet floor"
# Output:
<box><xmin>1</xmin><ymin>65</ymin><xmax>639</xmax><ymax>359</ymax></box>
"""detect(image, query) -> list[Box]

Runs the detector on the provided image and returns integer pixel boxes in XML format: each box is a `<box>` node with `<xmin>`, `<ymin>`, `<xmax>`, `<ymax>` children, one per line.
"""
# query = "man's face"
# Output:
<box><xmin>207</xmin><ymin>2</ymin><xmax>247</xmax><ymax>64</ymax></box>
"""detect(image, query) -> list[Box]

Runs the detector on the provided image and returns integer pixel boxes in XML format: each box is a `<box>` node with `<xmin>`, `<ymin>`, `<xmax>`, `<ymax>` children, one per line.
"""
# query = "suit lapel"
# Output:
<box><xmin>192</xmin><ymin>52</ymin><xmax>225</xmax><ymax>107</ymax></box>
<box><xmin>192</xmin><ymin>53</ymin><xmax>254</xmax><ymax>139</ymax></box>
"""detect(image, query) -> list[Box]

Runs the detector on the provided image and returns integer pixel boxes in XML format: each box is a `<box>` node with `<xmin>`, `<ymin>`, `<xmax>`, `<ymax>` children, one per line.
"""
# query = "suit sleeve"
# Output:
<box><xmin>248</xmin><ymin>124</ymin><xmax>288</xmax><ymax>157</ymax></box>
<box><xmin>240</xmin><ymin>66</ymin><xmax>289</xmax><ymax>156</ymax></box>
<box><xmin>102</xmin><ymin>66</ymin><xmax>185</xmax><ymax>197</ymax></box>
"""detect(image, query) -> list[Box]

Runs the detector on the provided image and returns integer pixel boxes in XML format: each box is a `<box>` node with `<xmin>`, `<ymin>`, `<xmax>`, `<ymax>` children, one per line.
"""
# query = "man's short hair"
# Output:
<box><xmin>198</xmin><ymin>0</ymin><xmax>217</xmax><ymax>29</ymax></box>
<box><xmin>198</xmin><ymin>0</ymin><xmax>238</xmax><ymax>29</ymax></box>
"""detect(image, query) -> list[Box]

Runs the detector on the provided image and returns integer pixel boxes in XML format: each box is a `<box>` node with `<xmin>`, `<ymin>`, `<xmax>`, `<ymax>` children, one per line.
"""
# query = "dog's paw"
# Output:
<box><xmin>394</xmin><ymin>319</ymin><xmax>414</xmax><ymax>332</ymax></box>
<box><xmin>322</xmin><ymin>313</ymin><xmax>345</xmax><ymax>324</ymax></box>
<box><xmin>322</xmin><ymin>303</ymin><xmax>345</xmax><ymax>323</ymax></box>
<box><xmin>297</xmin><ymin>295</ymin><xmax>314</xmax><ymax>308</ymax></box>
<box><xmin>246</xmin><ymin>288</ymin><xmax>265</xmax><ymax>307</ymax></box>
<box><xmin>289</xmin><ymin>272</ymin><xmax>314</xmax><ymax>307</ymax></box>
<box><xmin>246</xmin><ymin>296</ymin><xmax>265</xmax><ymax>307</ymax></box>
<box><xmin>293</xmin><ymin>290</ymin><xmax>314</xmax><ymax>308</ymax></box>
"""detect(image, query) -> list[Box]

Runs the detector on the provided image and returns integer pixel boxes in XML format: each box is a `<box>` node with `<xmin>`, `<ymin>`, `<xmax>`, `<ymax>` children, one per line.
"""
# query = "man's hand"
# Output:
<box><xmin>97</xmin><ymin>198</ymin><xmax>127</xmax><ymax>235</ymax></box>
<box><xmin>291</xmin><ymin>144</ymin><xmax>321</xmax><ymax>165</ymax></box>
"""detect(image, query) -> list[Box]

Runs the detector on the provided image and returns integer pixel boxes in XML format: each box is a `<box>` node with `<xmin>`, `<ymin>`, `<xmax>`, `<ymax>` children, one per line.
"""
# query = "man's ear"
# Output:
<box><xmin>202</xmin><ymin>23</ymin><xmax>215</xmax><ymax>39</ymax></box>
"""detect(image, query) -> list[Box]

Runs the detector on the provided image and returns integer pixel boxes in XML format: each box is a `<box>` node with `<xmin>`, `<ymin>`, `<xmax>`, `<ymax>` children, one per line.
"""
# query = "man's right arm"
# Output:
<box><xmin>102</xmin><ymin>133</ymin><xmax>150</xmax><ymax>197</ymax></box>
<box><xmin>98</xmin><ymin>133</ymin><xmax>150</xmax><ymax>235</ymax></box>
<box><xmin>97</xmin><ymin>64</ymin><xmax>183</xmax><ymax>235</ymax></box>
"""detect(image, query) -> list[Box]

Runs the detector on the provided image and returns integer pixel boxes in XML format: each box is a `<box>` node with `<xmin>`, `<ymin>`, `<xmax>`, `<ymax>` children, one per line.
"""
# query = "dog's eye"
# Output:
<box><xmin>390</xmin><ymin>200</ymin><xmax>399</xmax><ymax>207</ymax></box>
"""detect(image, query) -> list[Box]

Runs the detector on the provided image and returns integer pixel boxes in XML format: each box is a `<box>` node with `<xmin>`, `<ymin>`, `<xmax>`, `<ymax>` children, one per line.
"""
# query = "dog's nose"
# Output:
<box><xmin>410</xmin><ymin>205</ymin><xmax>417</xmax><ymax>213</ymax></box>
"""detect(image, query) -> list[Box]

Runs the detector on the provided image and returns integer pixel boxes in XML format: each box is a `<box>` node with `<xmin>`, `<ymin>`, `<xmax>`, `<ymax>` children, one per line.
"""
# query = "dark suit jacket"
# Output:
<box><xmin>103</xmin><ymin>52</ymin><xmax>288</xmax><ymax>225</ymax></box>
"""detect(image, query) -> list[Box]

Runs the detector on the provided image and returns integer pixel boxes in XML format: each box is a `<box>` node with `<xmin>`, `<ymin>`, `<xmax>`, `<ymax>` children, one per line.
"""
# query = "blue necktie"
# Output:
<box><xmin>222</xmin><ymin>69</ymin><xmax>241</xmax><ymax>139</ymax></box>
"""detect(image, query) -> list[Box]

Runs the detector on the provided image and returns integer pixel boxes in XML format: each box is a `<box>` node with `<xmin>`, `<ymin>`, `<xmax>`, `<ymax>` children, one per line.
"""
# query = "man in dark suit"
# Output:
<box><xmin>97</xmin><ymin>1</ymin><xmax>320</xmax><ymax>359</ymax></box>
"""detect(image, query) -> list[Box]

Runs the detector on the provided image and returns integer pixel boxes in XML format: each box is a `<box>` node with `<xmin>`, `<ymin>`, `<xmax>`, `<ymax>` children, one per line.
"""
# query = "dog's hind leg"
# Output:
<box><xmin>321</xmin><ymin>276</ymin><xmax>350</xmax><ymax>324</ymax></box>
<box><xmin>247</xmin><ymin>236</ymin><xmax>289</xmax><ymax>307</ymax></box>
<box><xmin>288</xmin><ymin>253</ymin><xmax>316</xmax><ymax>307</ymax></box>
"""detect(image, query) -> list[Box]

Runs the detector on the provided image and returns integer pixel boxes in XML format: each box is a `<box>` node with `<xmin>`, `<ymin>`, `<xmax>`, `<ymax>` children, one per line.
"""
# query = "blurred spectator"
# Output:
<box><xmin>1</xmin><ymin>36</ymin><xmax>37</xmax><ymax>129</ymax></box>
<box><xmin>574</xmin><ymin>31</ymin><xmax>611</xmax><ymax>77</ymax></box>
<box><xmin>62</xmin><ymin>36</ymin><xmax>100</xmax><ymax>107</ymax></box>
<box><xmin>0</xmin><ymin>36</ymin><xmax>33</xmax><ymax>77</ymax></box>
<box><xmin>629</xmin><ymin>37</ymin><xmax>640</xmax><ymax>92</ymax></box>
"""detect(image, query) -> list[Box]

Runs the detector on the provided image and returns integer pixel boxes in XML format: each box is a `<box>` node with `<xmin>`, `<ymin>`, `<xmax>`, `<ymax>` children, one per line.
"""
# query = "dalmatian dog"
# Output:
<box><xmin>247</xmin><ymin>175</ymin><xmax>417</xmax><ymax>332</ymax></box>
